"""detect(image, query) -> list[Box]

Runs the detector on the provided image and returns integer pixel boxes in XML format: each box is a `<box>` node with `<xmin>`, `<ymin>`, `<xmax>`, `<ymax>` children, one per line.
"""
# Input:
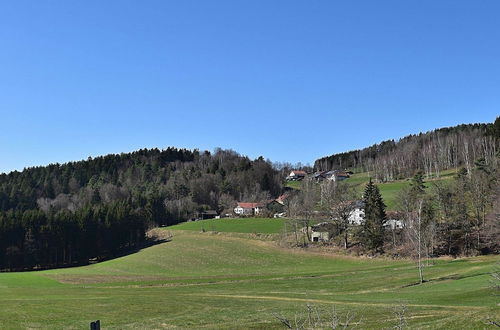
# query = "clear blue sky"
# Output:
<box><xmin>1</xmin><ymin>1</ymin><xmax>498</xmax><ymax>173</ymax></box>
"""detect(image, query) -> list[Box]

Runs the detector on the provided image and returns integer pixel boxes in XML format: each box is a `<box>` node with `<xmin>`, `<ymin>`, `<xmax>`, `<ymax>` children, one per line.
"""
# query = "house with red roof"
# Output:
<box><xmin>234</xmin><ymin>202</ymin><xmax>265</xmax><ymax>216</ymax></box>
<box><xmin>286</xmin><ymin>170</ymin><xmax>307</xmax><ymax>181</ymax></box>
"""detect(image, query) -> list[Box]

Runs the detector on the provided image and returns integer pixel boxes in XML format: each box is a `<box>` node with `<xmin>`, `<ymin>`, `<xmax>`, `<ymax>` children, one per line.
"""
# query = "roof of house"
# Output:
<box><xmin>290</xmin><ymin>170</ymin><xmax>307</xmax><ymax>175</ymax></box>
<box><xmin>279</xmin><ymin>191</ymin><xmax>291</xmax><ymax>199</ymax></box>
<box><xmin>236</xmin><ymin>202</ymin><xmax>264</xmax><ymax>209</ymax></box>
<box><xmin>201</xmin><ymin>210</ymin><xmax>219</xmax><ymax>215</ymax></box>
<box><xmin>386</xmin><ymin>211</ymin><xmax>404</xmax><ymax>220</ymax></box>
<box><xmin>312</xmin><ymin>221</ymin><xmax>335</xmax><ymax>231</ymax></box>
<box><xmin>313</xmin><ymin>171</ymin><xmax>328</xmax><ymax>178</ymax></box>
<box><xmin>324</xmin><ymin>170</ymin><xmax>349</xmax><ymax>177</ymax></box>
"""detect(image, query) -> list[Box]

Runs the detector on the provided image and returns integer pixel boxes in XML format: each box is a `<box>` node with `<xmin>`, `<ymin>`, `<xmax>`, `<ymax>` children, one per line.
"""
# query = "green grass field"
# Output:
<box><xmin>285</xmin><ymin>180</ymin><xmax>302</xmax><ymax>190</ymax></box>
<box><xmin>167</xmin><ymin>217</ymin><xmax>286</xmax><ymax>234</ymax></box>
<box><xmin>349</xmin><ymin>171</ymin><xmax>455</xmax><ymax>210</ymax></box>
<box><xmin>285</xmin><ymin>170</ymin><xmax>455</xmax><ymax>210</ymax></box>
<box><xmin>0</xmin><ymin>226</ymin><xmax>498</xmax><ymax>329</ymax></box>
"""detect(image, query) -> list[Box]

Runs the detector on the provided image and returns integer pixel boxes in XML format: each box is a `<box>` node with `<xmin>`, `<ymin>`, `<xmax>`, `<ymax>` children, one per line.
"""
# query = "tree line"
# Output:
<box><xmin>0</xmin><ymin>202</ymin><xmax>145</xmax><ymax>270</ymax></box>
<box><xmin>0</xmin><ymin>147</ymin><xmax>282</xmax><ymax>270</ymax></box>
<box><xmin>314</xmin><ymin>118</ymin><xmax>499</xmax><ymax>182</ymax></box>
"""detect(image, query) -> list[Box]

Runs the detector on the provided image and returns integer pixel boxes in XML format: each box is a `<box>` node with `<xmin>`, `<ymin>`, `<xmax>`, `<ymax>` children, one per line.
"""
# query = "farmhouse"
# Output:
<box><xmin>384</xmin><ymin>211</ymin><xmax>404</xmax><ymax>229</ymax></box>
<box><xmin>311</xmin><ymin>171</ymin><xmax>328</xmax><ymax>182</ymax></box>
<box><xmin>311</xmin><ymin>170</ymin><xmax>351</xmax><ymax>182</ymax></box>
<box><xmin>287</xmin><ymin>170</ymin><xmax>307</xmax><ymax>181</ymax></box>
<box><xmin>326</xmin><ymin>171</ymin><xmax>350</xmax><ymax>182</ymax></box>
<box><xmin>234</xmin><ymin>202</ymin><xmax>264</xmax><ymax>216</ymax></box>
<box><xmin>348</xmin><ymin>201</ymin><xmax>365</xmax><ymax>225</ymax></box>
<box><xmin>276</xmin><ymin>193</ymin><xmax>290</xmax><ymax>205</ymax></box>
<box><xmin>266</xmin><ymin>199</ymin><xmax>285</xmax><ymax>214</ymax></box>
<box><xmin>196</xmin><ymin>210</ymin><xmax>219</xmax><ymax>220</ymax></box>
<box><xmin>385</xmin><ymin>219</ymin><xmax>404</xmax><ymax>229</ymax></box>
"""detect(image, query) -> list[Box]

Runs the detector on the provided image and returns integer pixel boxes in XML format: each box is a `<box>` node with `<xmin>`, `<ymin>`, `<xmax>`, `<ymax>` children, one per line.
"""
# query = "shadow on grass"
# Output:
<box><xmin>1</xmin><ymin>235</ymin><xmax>173</xmax><ymax>273</ymax></box>
<box><xmin>401</xmin><ymin>272</ymin><xmax>490</xmax><ymax>288</ymax></box>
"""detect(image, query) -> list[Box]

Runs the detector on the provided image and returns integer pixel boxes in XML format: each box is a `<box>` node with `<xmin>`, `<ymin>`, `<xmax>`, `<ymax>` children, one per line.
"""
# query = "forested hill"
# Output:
<box><xmin>314</xmin><ymin>118</ymin><xmax>500</xmax><ymax>181</ymax></box>
<box><xmin>0</xmin><ymin>148</ymin><xmax>282</xmax><ymax>270</ymax></box>
<box><xmin>0</xmin><ymin>147</ymin><xmax>281</xmax><ymax>216</ymax></box>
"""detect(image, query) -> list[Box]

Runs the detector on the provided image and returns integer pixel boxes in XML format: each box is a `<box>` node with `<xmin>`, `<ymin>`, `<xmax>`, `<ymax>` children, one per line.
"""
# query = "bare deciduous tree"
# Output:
<box><xmin>397</xmin><ymin>187</ymin><xmax>427</xmax><ymax>284</ymax></box>
<box><xmin>321</xmin><ymin>181</ymin><xmax>359</xmax><ymax>249</ymax></box>
<box><xmin>272</xmin><ymin>304</ymin><xmax>360</xmax><ymax>329</ymax></box>
<box><xmin>392</xmin><ymin>304</ymin><xmax>408</xmax><ymax>329</ymax></box>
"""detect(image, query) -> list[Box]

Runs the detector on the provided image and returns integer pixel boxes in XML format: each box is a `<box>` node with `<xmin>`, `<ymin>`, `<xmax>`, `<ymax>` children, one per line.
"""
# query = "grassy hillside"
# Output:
<box><xmin>285</xmin><ymin>180</ymin><xmax>302</xmax><ymax>190</ymax></box>
<box><xmin>349</xmin><ymin>169</ymin><xmax>456</xmax><ymax>210</ymax></box>
<box><xmin>285</xmin><ymin>170</ymin><xmax>455</xmax><ymax>210</ymax></box>
<box><xmin>0</xmin><ymin>230</ymin><xmax>497</xmax><ymax>329</ymax></box>
<box><xmin>167</xmin><ymin>217</ymin><xmax>286</xmax><ymax>234</ymax></box>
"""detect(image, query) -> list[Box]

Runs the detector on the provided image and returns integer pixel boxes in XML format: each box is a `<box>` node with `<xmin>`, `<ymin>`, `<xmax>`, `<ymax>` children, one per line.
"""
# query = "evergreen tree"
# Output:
<box><xmin>361</xmin><ymin>179</ymin><xmax>387</xmax><ymax>252</ymax></box>
<box><xmin>410</xmin><ymin>170</ymin><xmax>426</xmax><ymax>196</ymax></box>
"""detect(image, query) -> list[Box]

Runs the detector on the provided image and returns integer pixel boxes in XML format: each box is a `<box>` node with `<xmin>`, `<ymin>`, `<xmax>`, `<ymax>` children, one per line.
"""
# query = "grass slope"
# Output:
<box><xmin>0</xmin><ymin>230</ymin><xmax>498</xmax><ymax>329</ymax></box>
<box><xmin>285</xmin><ymin>170</ymin><xmax>455</xmax><ymax>210</ymax></box>
<box><xmin>349</xmin><ymin>170</ymin><xmax>455</xmax><ymax>210</ymax></box>
<box><xmin>167</xmin><ymin>217</ymin><xmax>286</xmax><ymax>234</ymax></box>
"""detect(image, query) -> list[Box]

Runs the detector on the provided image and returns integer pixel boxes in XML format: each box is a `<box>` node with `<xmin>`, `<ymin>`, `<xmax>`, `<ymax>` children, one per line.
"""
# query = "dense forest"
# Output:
<box><xmin>0</xmin><ymin>148</ymin><xmax>282</xmax><ymax>270</ymax></box>
<box><xmin>314</xmin><ymin>120</ymin><xmax>499</xmax><ymax>182</ymax></box>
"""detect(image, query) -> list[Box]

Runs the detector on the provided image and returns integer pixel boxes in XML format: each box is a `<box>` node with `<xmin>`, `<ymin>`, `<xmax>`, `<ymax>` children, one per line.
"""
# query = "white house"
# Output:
<box><xmin>234</xmin><ymin>202</ymin><xmax>264</xmax><ymax>216</ymax></box>
<box><xmin>325</xmin><ymin>170</ymin><xmax>350</xmax><ymax>182</ymax></box>
<box><xmin>348</xmin><ymin>202</ymin><xmax>365</xmax><ymax>225</ymax></box>
<box><xmin>384</xmin><ymin>219</ymin><xmax>404</xmax><ymax>229</ymax></box>
<box><xmin>384</xmin><ymin>211</ymin><xmax>404</xmax><ymax>229</ymax></box>
<box><xmin>287</xmin><ymin>170</ymin><xmax>307</xmax><ymax>181</ymax></box>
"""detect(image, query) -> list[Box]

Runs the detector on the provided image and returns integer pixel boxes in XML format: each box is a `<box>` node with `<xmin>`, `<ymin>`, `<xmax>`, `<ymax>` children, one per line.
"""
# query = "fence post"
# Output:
<box><xmin>90</xmin><ymin>320</ymin><xmax>100</xmax><ymax>330</ymax></box>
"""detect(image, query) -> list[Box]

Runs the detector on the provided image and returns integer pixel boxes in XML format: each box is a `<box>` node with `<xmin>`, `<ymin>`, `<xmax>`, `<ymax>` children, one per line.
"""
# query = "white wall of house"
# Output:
<box><xmin>234</xmin><ymin>206</ymin><xmax>253</xmax><ymax>215</ymax></box>
<box><xmin>348</xmin><ymin>208</ymin><xmax>364</xmax><ymax>225</ymax></box>
<box><xmin>384</xmin><ymin>219</ymin><xmax>404</xmax><ymax>229</ymax></box>
<box><xmin>328</xmin><ymin>175</ymin><xmax>348</xmax><ymax>182</ymax></box>
<box><xmin>311</xmin><ymin>231</ymin><xmax>330</xmax><ymax>242</ymax></box>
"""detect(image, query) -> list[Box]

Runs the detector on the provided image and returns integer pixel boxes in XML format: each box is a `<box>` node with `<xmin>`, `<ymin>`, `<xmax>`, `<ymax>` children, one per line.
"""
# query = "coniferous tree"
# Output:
<box><xmin>410</xmin><ymin>170</ymin><xmax>426</xmax><ymax>195</ymax></box>
<box><xmin>361</xmin><ymin>179</ymin><xmax>387</xmax><ymax>252</ymax></box>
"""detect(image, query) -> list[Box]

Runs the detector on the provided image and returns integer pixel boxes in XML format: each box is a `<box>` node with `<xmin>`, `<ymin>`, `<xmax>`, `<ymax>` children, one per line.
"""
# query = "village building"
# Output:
<box><xmin>276</xmin><ymin>193</ymin><xmax>289</xmax><ymax>205</ymax></box>
<box><xmin>310</xmin><ymin>222</ymin><xmax>335</xmax><ymax>242</ymax></box>
<box><xmin>196</xmin><ymin>210</ymin><xmax>219</xmax><ymax>220</ymax></box>
<box><xmin>266</xmin><ymin>199</ymin><xmax>285</xmax><ymax>214</ymax></box>
<box><xmin>311</xmin><ymin>230</ymin><xmax>330</xmax><ymax>242</ymax></box>
<box><xmin>286</xmin><ymin>170</ymin><xmax>307</xmax><ymax>181</ymax></box>
<box><xmin>234</xmin><ymin>202</ymin><xmax>264</xmax><ymax>216</ymax></box>
<box><xmin>326</xmin><ymin>171</ymin><xmax>350</xmax><ymax>182</ymax></box>
<box><xmin>384</xmin><ymin>211</ymin><xmax>404</xmax><ymax>229</ymax></box>
<box><xmin>311</xmin><ymin>170</ymin><xmax>351</xmax><ymax>182</ymax></box>
<box><xmin>347</xmin><ymin>201</ymin><xmax>365</xmax><ymax>225</ymax></box>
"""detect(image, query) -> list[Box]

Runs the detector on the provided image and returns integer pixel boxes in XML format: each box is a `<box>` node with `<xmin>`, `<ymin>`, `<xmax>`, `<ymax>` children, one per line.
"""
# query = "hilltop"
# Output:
<box><xmin>314</xmin><ymin>120</ymin><xmax>499</xmax><ymax>182</ymax></box>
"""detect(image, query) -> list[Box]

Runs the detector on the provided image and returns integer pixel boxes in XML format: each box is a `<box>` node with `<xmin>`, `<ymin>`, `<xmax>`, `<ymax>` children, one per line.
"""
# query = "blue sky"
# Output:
<box><xmin>1</xmin><ymin>1</ymin><xmax>498</xmax><ymax>173</ymax></box>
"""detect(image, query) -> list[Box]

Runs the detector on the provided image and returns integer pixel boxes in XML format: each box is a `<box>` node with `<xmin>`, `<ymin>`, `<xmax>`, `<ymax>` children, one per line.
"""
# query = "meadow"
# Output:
<box><xmin>166</xmin><ymin>217</ymin><xmax>286</xmax><ymax>234</ymax></box>
<box><xmin>0</xmin><ymin>222</ymin><xmax>497</xmax><ymax>329</ymax></box>
<box><xmin>288</xmin><ymin>169</ymin><xmax>457</xmax><ymax>210</ymax></box>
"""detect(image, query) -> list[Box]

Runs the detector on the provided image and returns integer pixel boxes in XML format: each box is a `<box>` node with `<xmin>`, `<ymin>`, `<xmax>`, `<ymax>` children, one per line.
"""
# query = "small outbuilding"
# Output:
<box><xmin>310</xmin><ymin>221</ymin><xmax>335</xmax><ymax>242</ymax></box>
<box><xmin>311</xmin><ymin>230</ymin><xmax>330</xmax><ymax>242</ymax></box>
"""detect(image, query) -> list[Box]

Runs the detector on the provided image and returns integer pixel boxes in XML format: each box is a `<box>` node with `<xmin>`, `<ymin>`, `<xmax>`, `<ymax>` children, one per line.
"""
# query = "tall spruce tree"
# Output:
<box><xmin>361</xmin><ymin>179</ymin><xmax>387</xmax><ymax>252</ymax></box>
<box><xmin>410</xmin><ymin>170</ymin><xmax>426</xmax><ymax>195</ymax></box>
